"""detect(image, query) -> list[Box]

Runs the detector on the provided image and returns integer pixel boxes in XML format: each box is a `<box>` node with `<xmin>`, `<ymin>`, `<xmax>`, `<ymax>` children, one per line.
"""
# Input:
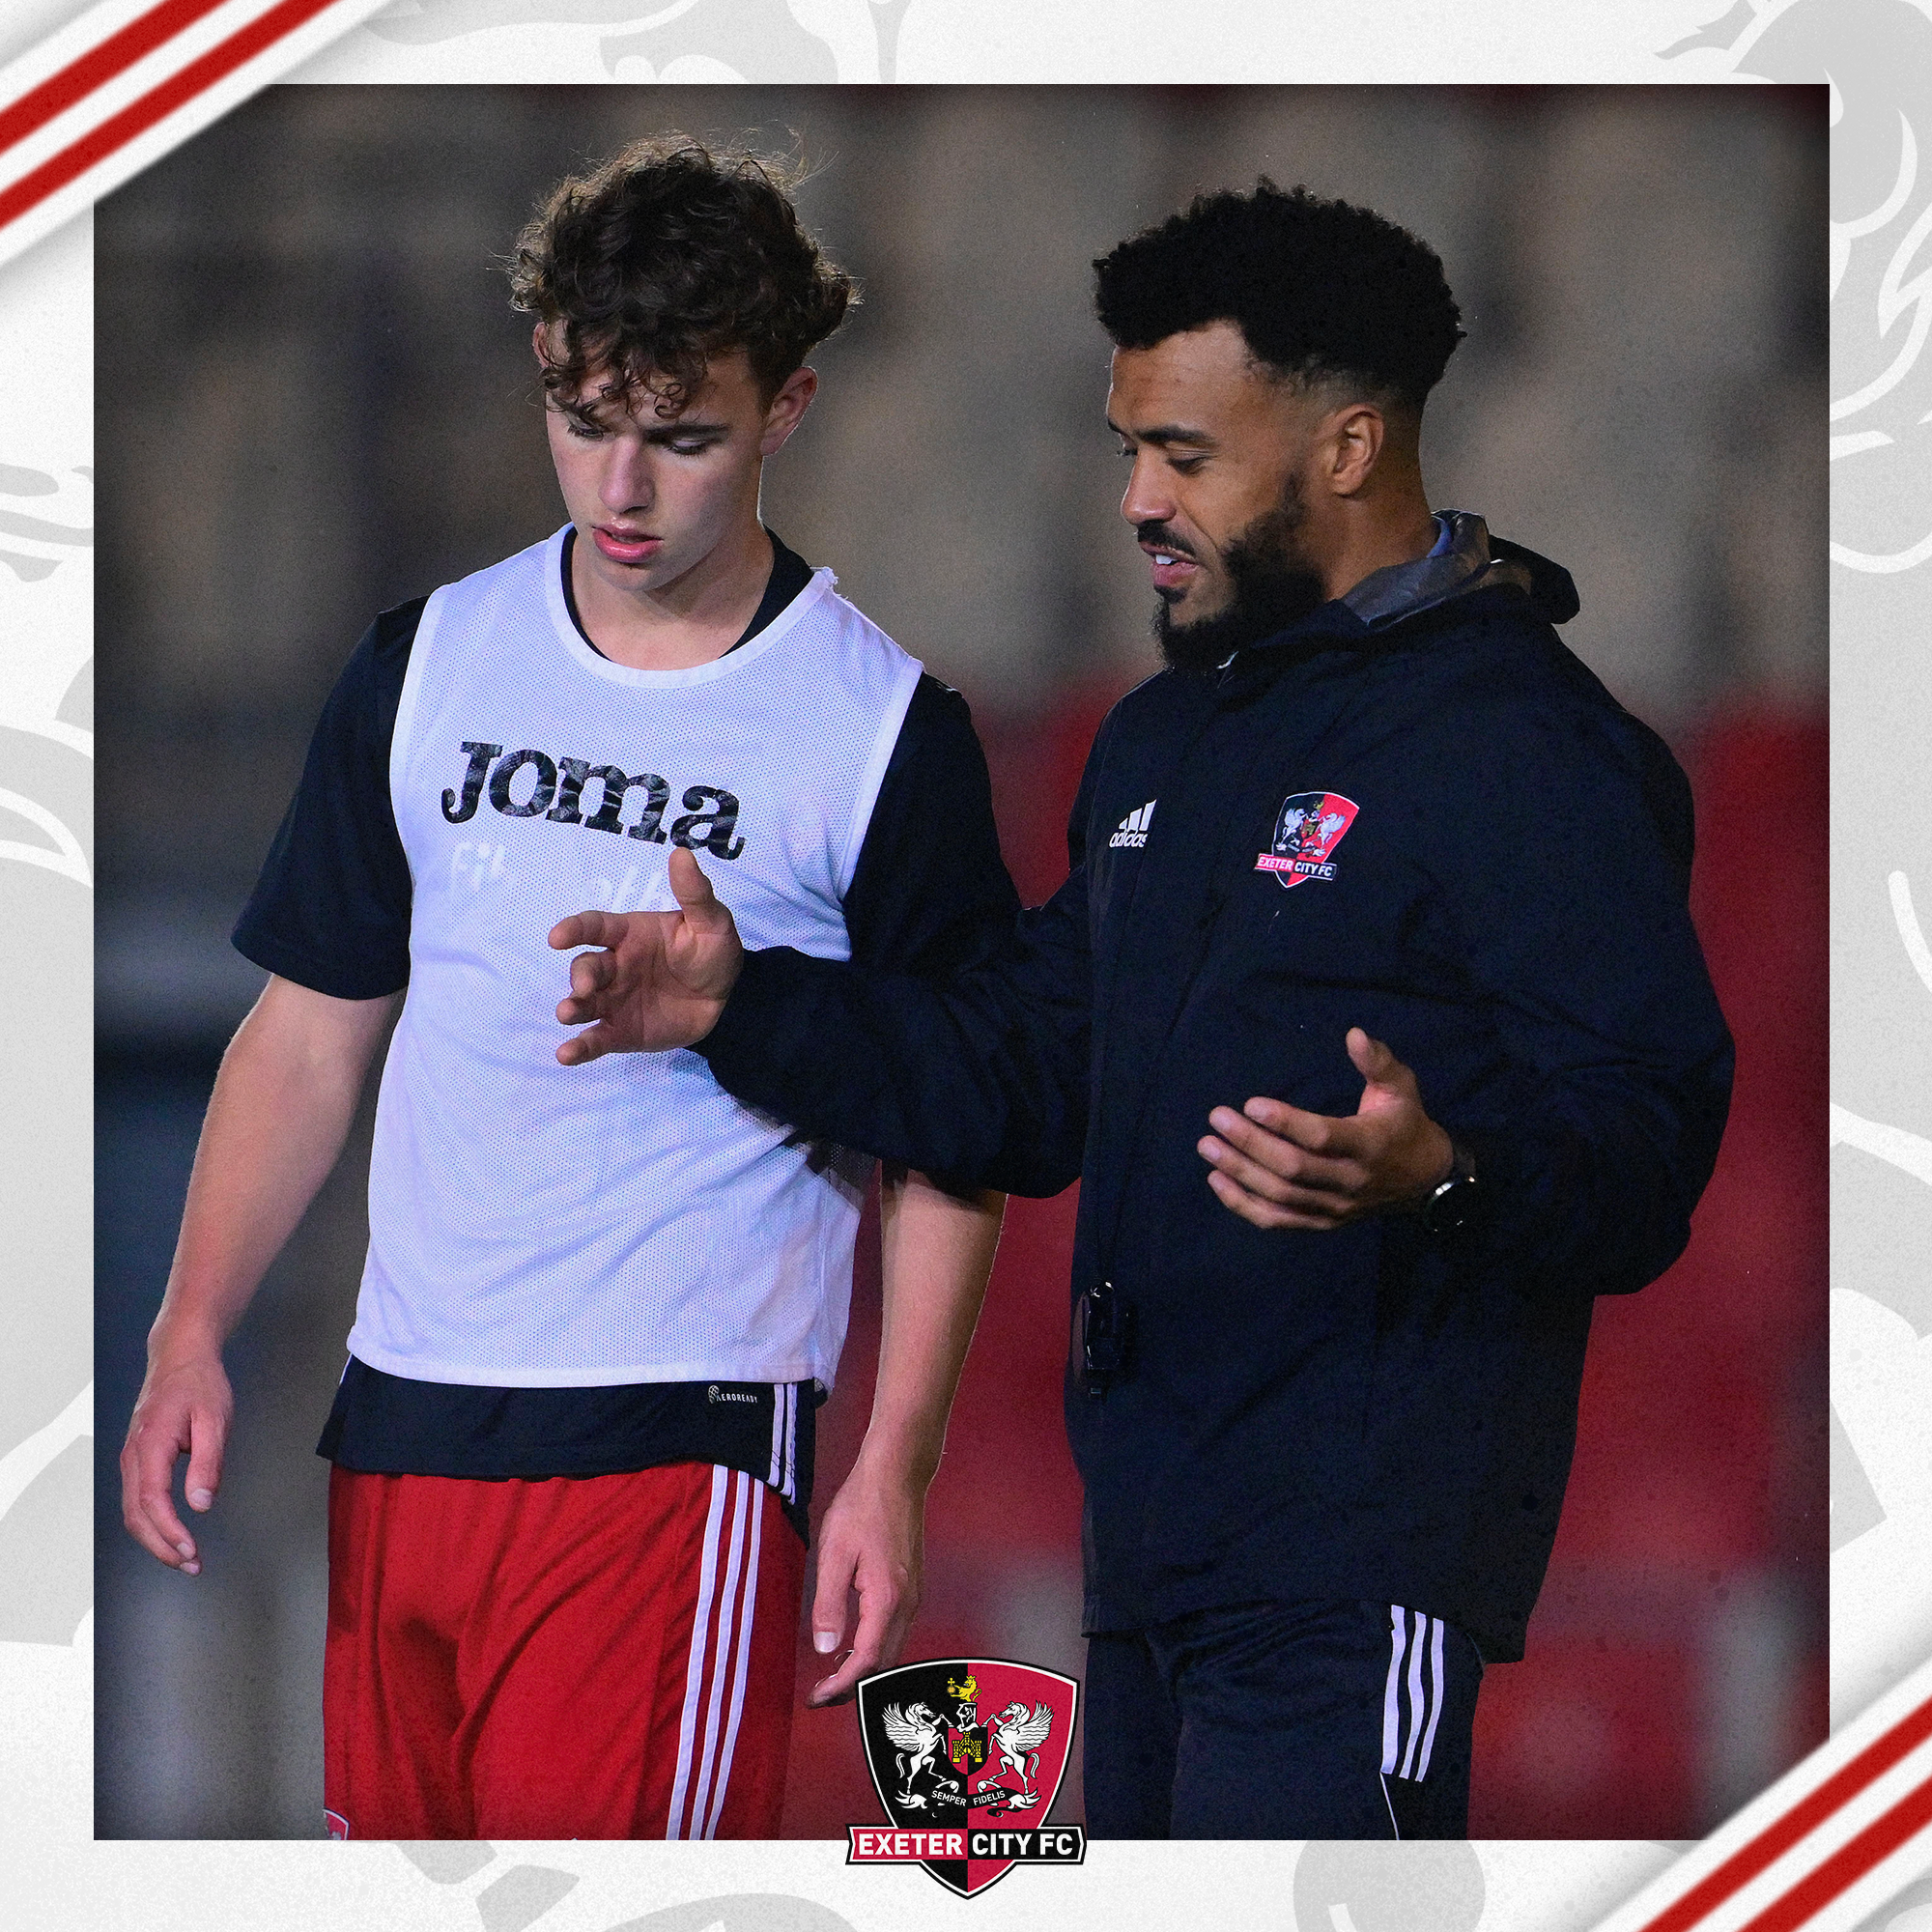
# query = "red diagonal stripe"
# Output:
<box><xmin>0</xmin><ymin>0</ymin><xmax>232</xmax><ymax>157</ymax></box>
<box><xmin>1737</xmin><ymin>1771</ymin><xmax>1932</xmax><ymax>1932</ymax></box>
<box><xmin>0</xmin><ymin>0</ymin><xmax>339</xmax><ymax>233</ymax></box>
<box><xmin>1638</xmin><ymin>1696</ymin><xmax>1932</xmax><ymax>1932</ymax></box>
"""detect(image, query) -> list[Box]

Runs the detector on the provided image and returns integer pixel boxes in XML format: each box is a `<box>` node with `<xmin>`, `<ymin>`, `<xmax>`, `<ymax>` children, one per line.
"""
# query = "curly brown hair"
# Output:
<box><xmin>508</xmin><ymin>134</ymin><xmax>857</xmax><ymax>424</ymax></box>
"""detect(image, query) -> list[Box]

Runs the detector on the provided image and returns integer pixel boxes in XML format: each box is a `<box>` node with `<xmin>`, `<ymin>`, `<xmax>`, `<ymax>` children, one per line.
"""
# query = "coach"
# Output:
<box><xmin>549</xmin><ymin>182</ymin><xmax>1734</xmax><ymax>1838</ymax></box>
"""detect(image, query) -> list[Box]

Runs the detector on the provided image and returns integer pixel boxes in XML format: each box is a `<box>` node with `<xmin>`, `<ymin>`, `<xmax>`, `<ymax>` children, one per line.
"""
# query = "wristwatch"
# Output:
<box><xmin>1421</xmin><ymin>1137</ymin><xmax>1480</xmax><ymax>1239</ymax></box>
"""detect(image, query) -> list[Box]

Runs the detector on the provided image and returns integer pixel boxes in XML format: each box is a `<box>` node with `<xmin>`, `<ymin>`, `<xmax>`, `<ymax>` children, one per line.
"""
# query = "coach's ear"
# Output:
<box><xmin>1321</xmin><ymin>400</ymin><xmax>1388</xmax><ymax>499</ymax></box>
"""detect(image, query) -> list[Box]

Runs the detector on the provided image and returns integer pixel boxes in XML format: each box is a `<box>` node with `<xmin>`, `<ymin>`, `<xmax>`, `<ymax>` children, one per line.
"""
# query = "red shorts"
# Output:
<box><xmin>323</xmin><ymin>1461</ymin><xmax>805</xmax><ymax>1839</ymax></box>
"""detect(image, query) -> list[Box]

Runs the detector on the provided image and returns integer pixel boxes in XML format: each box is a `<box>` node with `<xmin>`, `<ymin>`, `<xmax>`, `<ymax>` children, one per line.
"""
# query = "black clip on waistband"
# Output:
<box><xmin>1081</xmin><ymin>1281</ymin><xmax>1133</xmax><ymax>1398</ymax></box>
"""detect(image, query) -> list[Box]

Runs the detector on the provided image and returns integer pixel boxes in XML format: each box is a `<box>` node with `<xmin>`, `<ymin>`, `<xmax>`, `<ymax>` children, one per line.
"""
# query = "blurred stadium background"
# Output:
<box><xmin>95</xmin><ymin>83</ymin><xmax>1826</xmax><ymax>1839</ymax></box>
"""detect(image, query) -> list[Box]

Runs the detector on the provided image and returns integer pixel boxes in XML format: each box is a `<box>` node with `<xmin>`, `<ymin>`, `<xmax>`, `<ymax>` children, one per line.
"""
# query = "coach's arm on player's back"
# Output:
<box><xmin>120</xmin><ymin>978</ymin><xmax>400</xmax><ymax>1577</ymax></box>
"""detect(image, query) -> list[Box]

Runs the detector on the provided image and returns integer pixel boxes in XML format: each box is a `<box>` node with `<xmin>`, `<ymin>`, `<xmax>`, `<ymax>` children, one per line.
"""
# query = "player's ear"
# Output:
<box><xmin>760</xmin><ymin>366</ymin><xmax>818</xmax><ymax>456</ymax></box>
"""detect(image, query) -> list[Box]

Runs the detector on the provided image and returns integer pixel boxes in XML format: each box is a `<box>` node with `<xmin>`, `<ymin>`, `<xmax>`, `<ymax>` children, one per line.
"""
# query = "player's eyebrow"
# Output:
<box><xmin>547</xmin><ymin>394</ymin><xmax>732</xmax><ymax>439</ymax></box>
<box><xmin>1105</xmin><ymin>417</ymin><xmax>1218</xmax><ymax>448</ymax></box>
<box><xmin>643</xmin><ymin>419</ymin><xmax>729</xmax><ymax>442</ymax></box>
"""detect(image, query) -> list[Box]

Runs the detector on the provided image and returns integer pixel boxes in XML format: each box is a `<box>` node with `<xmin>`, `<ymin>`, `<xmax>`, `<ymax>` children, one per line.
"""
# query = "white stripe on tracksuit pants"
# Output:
<box><xmin>1080</xmin><ymin>1596</ymin><xmax>1482</xmax><ymax>1837</ymax></box>
<box><xmin>1382</xmin><ymin>1605</ymin><xmax>1451</xmax><ymax>1802</ymax></box>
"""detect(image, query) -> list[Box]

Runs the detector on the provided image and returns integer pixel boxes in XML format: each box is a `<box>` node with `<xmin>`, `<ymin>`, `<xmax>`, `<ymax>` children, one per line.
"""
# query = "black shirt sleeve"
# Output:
<box><xmin>842</xmin><ymin>674</ymin><xmax>1022</xmax><ymax>978</ymax></box>
<box><xmin>232</xmin><ymin>599</ymin><xmax>422</xmax><ymax>1000</ymax></box>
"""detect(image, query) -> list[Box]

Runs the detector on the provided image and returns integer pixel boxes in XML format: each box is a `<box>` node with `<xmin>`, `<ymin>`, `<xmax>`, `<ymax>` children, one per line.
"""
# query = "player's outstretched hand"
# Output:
<box><xmin>805</xmin><ymin>1457</ymin><xmax>923</xmax><ymax>1708</ymax></box>
<box><xmin>1198</xmin><ymin>1026</ymin><xmax>1455</xmax><ymax>1230</ymax></box>
<box><xmin>549</xmin><ymin>847</ymin><xmax>745</xmax><ymax>1064</ymax></box>
<box><xmin>120</xmin><ymin>1350</ymin><xmax>233</xmax><ymax>1576</ymax></box>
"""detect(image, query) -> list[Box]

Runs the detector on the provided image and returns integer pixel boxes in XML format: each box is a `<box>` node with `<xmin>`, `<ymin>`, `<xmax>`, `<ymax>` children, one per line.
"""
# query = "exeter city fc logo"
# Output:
<box><xmin>1256</xmin><ymin>789</ymin><xmax>1358</xmax><ymax>888</ymax></box>
<box><xmin>849</xmin><ymin>1659</ymin><xmax>1085</xmax><ymax>1898</ymax></box>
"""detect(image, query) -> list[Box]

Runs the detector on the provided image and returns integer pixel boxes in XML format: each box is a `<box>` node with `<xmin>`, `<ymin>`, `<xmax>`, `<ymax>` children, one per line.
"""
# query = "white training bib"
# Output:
<box><xmin>346</xmin><ymin>527</ymin><xmax>922</xmax><ymax>1388</ymax></box>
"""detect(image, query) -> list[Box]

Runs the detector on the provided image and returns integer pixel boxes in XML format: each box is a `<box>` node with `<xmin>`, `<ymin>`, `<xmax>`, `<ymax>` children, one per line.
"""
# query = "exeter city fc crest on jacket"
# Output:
<box><xmin>1256</xmin><ymin>790</ymin><xmax>1358</xmax><ymax>888</ymax></box>
<box><xmin>848</xmin><ymin>1659</ymin><xmax>1085</xmax><ymax>1898</ymax></box>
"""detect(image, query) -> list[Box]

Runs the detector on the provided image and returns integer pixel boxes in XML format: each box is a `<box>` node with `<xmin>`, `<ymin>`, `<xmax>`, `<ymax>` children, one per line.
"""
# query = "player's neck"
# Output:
<box><xmin>569</xmin><ymin>515</ymin><xmax>774</xmax><ymax>671</ymax></box>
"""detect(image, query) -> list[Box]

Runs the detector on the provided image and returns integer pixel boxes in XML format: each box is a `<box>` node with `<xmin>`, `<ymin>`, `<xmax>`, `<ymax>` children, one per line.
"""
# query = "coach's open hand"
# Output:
<box><xmin>550</xmin><ymin>848</ymin><xmax>745</xmax><ymax>1062</ymax></box>
<box><xmin>1198</xmin><ymin>1027</ymin><xmax>1454</xmax><ymax>1230</ymax></box>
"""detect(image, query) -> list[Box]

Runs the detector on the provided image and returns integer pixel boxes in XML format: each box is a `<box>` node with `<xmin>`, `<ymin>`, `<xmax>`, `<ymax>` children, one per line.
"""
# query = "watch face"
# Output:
<box><xmin>1426</xmin><ymin>1175</ymin><xmax>1476</xmax><ymax>1237</ymax></box>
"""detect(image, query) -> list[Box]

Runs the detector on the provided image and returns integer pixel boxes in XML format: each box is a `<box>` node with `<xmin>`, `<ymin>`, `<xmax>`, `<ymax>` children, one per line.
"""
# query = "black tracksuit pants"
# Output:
<box><xmin>1082</xmin><ymin>1599</ymin><xmax>1484</xmax><ymax>1838</ymax></box>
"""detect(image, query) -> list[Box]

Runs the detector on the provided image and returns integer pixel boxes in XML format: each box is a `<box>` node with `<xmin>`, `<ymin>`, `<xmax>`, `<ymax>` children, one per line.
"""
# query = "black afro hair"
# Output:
<box><xmin>1094</xmin><ymin>179</ymin><xmax>1464</xmax><ymax>410</ymax></box>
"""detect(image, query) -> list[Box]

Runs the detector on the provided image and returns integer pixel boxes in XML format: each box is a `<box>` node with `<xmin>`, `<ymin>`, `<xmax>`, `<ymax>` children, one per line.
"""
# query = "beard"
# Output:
<box><xmin>1151</xmin><ymin>482</ymin><xmax>1328</xmax><ymax>674</ymax></box>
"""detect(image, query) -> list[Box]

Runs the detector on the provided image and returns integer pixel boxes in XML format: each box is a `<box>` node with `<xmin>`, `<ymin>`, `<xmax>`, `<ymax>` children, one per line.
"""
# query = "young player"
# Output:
<box><xmin>118</xmin><ymin>135</ymin><xmax>1013</xmax><ymax>1840</ymax></box>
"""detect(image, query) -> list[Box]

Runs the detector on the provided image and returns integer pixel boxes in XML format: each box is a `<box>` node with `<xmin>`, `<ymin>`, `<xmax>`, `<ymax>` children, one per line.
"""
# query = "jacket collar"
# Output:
<box><xmin>1341</xmin><ymin>510</ymin><xmax>1534</xmax><ymax>628</ymax></box>
<box><xmin>1227</xmin><ymin>512</ymin><xmax>1579</xmax><ymax>669</ymax></box>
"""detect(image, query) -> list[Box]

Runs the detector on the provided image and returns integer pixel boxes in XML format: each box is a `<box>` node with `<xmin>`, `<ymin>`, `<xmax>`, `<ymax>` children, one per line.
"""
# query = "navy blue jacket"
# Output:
<box><xmin>699</xmin><ymin>520</ymin><xmax>1733</xmax><ymax>1661</ymax></box>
